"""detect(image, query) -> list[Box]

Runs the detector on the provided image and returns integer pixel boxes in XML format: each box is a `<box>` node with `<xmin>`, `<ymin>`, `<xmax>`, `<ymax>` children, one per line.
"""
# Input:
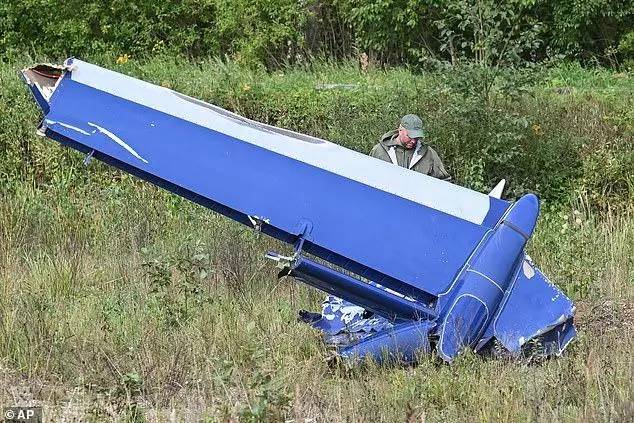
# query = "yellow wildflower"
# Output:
<box><xmin>116</xmin><ymin>54</ymin><xmax>130</xmax><ymax>65</ymax></box>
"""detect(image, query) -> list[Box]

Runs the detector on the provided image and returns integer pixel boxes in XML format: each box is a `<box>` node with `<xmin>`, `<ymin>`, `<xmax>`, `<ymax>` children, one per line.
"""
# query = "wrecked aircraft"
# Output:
<box><xmin>21</xmin><ymin>59</ymin><xmax>576</xmax><ymax>364</ymax></box>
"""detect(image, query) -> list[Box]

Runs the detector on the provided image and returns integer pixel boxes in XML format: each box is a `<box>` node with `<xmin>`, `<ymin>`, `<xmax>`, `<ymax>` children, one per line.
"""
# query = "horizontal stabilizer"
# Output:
<box><xmin>476</xmin><ymin>256</ymin><xmax>576</xmax><ymax>356</ymax></box>
<box><xmin>21</xmin><ymin>59</ymin><xmax>511</xmax><ymax>300</ymax></box>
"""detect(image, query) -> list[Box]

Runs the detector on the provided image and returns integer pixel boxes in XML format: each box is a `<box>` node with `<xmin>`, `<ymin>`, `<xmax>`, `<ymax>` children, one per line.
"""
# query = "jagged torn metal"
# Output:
<box><xmin>21</xmin><ymin>58</ymin><xmax>576</xmax><ymax>364</ymax></box>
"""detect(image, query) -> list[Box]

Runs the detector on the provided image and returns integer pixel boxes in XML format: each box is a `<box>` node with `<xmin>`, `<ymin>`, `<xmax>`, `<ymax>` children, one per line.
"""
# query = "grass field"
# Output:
<box><xmin>0</xmin><ymin>57</ymin><xmax>632</xmax><ymax>421</ymax></box>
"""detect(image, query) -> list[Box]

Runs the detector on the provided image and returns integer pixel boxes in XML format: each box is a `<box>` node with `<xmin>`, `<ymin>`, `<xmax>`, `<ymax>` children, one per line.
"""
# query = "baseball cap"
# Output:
<box><xmin>400</xmin><ymin>114</ymin><xmax>424</xmax><ymax>139</ymax></box>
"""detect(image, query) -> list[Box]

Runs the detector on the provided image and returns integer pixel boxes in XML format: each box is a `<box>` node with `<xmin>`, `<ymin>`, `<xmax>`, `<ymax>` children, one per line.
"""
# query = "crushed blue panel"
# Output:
<box><xmin>22</xmin><ymin>59</ymin><xmax>577</xmax><ymax>365</ymax></box>
<box><xmin>340</xmin><ymin>320</ymin><xmax>434</xmax><ymax>364</ymax></box>
<box><xmin>309</xmin><ymin>295</ymin><xmax>393</xmax><ymax>346</ymax></box>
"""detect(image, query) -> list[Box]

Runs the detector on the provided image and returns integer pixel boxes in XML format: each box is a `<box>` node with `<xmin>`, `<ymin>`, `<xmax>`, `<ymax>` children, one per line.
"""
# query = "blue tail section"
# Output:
<box><xmin>294</xmin><ymin>194</ymin><xmax>575</xmax><ymax>363</ymax></box>
<box><xmin>21</xmin><ymin>59</ymin><xmax>576</xmax><ymax>365</ymax></box>
<box><xmin>435</xmin><ymin>194</ymin><xmax>539</xmax><ymax>361</ymax></box>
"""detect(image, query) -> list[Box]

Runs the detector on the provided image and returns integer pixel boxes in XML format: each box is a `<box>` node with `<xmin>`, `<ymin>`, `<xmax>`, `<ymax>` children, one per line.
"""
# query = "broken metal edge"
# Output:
<box><xmin>21</xmin><ymin>61</ymin><xmax>70</xmax><ymax>104</ymax></box>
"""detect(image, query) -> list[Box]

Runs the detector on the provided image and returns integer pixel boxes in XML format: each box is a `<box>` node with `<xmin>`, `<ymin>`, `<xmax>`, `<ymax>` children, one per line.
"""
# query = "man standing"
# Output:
<box><xmin>370</xmin><ymin>114</ymin><xmax>451</xmax><ymax>180</ymax></box>
<box><xmin>299</xmin><ymin>114</ymin><xmax>452</xmax><ymax>344</ymax></box>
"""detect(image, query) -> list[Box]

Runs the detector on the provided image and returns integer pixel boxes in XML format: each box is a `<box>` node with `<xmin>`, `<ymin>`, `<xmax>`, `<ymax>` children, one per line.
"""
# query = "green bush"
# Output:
<box><xmin>545</xmin><ymin>0</ymin><xmax>634</xmax><ymax>64</ymax></box>
<box><xmin>1</xmin><ymin>1</ymin><xmax>632</xmax><ymax>67</ymax></box>
<box><xmin>0</xmin><ymin>0</ymin><xmax>308</xmax><ymax>66</ymax></box>
<box><xmin>0</xmin><ymin>0</ymin><xmax>217</xmax><ymax>58</ymax></box>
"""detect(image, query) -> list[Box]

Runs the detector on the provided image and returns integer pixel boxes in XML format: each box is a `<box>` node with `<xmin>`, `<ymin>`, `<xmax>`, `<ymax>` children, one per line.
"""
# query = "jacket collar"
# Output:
<box><xmin>382</xmin><ymin>134</ymin><xmax>401</xmax><ymax>147</ymax></box>
<box><xmin>409</xmin><ymin>141</ymin><xmax>427</xmax><ymax>169</ymax></box>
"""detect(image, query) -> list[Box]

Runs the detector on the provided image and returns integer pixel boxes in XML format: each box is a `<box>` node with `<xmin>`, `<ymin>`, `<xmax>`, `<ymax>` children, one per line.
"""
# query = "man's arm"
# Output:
<box><xmin>369</xmin><ymin>142</ymin><xmax>392</xmax><ymax>163</ymax></box>
<box><xmin>430</xmin><ymin>148</ymin><xmax>452</xmax><ymax>181</ymax></box>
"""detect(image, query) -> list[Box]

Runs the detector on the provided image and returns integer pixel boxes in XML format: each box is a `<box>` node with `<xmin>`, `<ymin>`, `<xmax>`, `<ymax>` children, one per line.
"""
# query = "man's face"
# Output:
<box><xmin>397</xmin><ymin>127</ymin><xmax>417</xmax><ymax>149</ymax></box>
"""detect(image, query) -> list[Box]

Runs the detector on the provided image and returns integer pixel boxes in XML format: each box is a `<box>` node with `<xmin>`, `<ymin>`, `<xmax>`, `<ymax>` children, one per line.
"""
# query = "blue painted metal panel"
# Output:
<box><xmin>340</xmin><ymin>320</ymin><xmax>434</xmax><ymax>364</ymax></box>
<box><xmin>40</xmin><ymin>73</ymin><xmax>507</xmax><ymax>298</ymax></box>
<box><xmin>477</xmin><ymin>259</ymin><xmax>577</xmax><ymax>356</ymax></box>
<box><xmin>26</xmin><ymin>83</ymin><xmax>50</xmax><ymax>114</ymax></box>
<box><xmin>436</xmin><ymin>194</ymin><xmax>539</xmax><ymax>361</ymax></box>
<box><xmin>285</xmin><ymin>255</ymin><xmax>437</xmax><ymax>321</ymax></box>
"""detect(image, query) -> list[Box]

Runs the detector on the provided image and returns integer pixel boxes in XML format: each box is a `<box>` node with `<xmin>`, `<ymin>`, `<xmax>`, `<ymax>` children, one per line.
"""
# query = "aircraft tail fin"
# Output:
<box><xmin>489</xmin><ymin>179</ymin><xmax>506</xmax><ymax>199</ymax></box>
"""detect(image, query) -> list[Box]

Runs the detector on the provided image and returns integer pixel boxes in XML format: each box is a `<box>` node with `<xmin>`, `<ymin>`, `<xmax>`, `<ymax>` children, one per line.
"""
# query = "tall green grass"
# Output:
<box><xmin>0</xmin><ymin>179</ymin><xmax>631</xmax><ymax>421</ymax></box>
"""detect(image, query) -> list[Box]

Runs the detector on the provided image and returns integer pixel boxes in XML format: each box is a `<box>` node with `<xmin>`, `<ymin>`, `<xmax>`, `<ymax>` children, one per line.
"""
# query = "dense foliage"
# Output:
<box><xmin>1</xmin><ymin>0</ymin><xmax>633</xmax><ymax>67</ymax></box>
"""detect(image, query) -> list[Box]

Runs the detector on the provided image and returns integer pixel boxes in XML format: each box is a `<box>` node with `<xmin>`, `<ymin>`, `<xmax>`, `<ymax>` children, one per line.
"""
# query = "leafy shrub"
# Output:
<box><xmin>0</xmin><ymin>1</ymin><xmax>216</xmax><ymax>58</ymax></box>
<box><xmin>545</xmin><ymin>0</ymin><xmax>634</xmax><ymax>64</ymax></box>
<box><xmin>0</xmin><ymin>0</ymin><xmax>307</xmax><ymax>66</ymax></box>
<box><xmin>142</xmin><ymin>241</ymin><xmax>212</xmax><ymax>328</ymax></box>
<box><xmin>1</xmin><ymin>0</ymin><xmax>633</xmax><ymax>67</ymax></box>
<box><xmin>618</xmin><ymin>31</ymin><xmax>634</xmax><ymax>69</ymax></box>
